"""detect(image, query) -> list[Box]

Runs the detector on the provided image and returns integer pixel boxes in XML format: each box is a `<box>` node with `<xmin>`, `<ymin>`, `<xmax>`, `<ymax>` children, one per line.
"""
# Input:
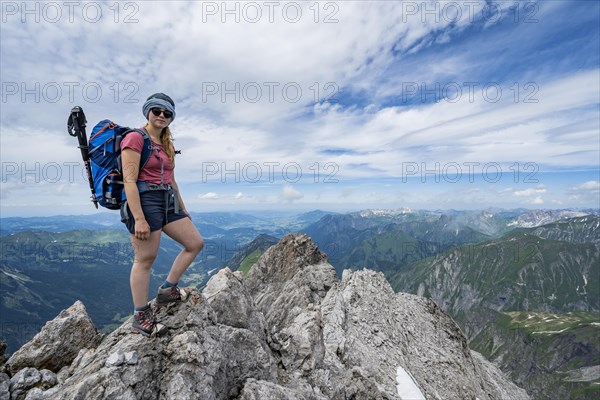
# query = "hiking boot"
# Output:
<box><xmin>155</xmin><ymin>285</ymin><xmax>188</xmax><ymax>308</ymax></box>
<box><xmin>131</xmin><ymin>307</ymin><xmax>166</xmax><ymax>337</ymax></box>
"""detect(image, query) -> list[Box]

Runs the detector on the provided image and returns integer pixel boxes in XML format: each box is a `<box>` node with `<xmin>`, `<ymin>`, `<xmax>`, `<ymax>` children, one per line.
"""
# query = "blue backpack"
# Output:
<box><xmin>88</xmin><ymin>120</ymin><xmax>152</xmax><ymax>210</ymax></box>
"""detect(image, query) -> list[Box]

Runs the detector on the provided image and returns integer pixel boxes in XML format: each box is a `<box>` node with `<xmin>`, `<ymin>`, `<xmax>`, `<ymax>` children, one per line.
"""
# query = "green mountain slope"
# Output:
<box><xmin>521</xmin><ymin>215</ymin><xmax>600</xmax><ymax>244</ymax></box>
<box><xmin>224</xmin><ymin>234</ymin><xmax>279</xmax><ymax>277</ymax></box>
<box><xmin>469</xmin><ymin>310</ymin><xmax>600</xmax><ymax>399</ymax></box>
<box><xmin>343</xmin><ymin>230</ymin><xmax>440</xmax><ymax>271</ymax></box>
<box><xmin>393</xmin><ymin>233</ymin><xmax>599</xmax><ymax>313</ymax></box>
<box><xmin>304</xmin><ymin>211</ymin><xmax>493</xmax><ymax>275</ymax></box>
<box><xmin>389</xmin><ymin>219</ymin><xmax>600</xmax><ymax>400</ymax></box>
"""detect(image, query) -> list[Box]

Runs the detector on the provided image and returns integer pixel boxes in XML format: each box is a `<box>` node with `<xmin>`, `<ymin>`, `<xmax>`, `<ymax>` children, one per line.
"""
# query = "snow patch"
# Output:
<box><xmin>396</xmin><ymin>366</ymin><xmax>425</xmax><ymax>400</ymax></box>
<box><xmin>532</xmin><ymin>328</ymin><xmax>569</xmax><ymax>335</ymax></box>
<box><xmin>359</xmin><ymin>208</ymin><xmax>413</xmax><ymax>217</ymax></box>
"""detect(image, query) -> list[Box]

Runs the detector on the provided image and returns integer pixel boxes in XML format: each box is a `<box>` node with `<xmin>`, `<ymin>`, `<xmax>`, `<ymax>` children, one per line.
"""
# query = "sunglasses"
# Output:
<box><xmin>150</xmin><ymin>108</ymin><xmax>173</xmax><ymax>119</ymax></box>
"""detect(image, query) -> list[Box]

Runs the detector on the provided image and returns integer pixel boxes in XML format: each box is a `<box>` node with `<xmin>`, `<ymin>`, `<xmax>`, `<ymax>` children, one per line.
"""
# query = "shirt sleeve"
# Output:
<box><xmin>120</xmin><ymin>131</ymin><xmax>144</xmax><ymax>153</ymax></box>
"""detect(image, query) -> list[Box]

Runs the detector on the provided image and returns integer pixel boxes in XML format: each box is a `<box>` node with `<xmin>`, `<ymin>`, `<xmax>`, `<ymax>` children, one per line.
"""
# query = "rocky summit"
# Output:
<box><xmin>0</xmin><ymin>234</ymin><xmax>529</xmax><ymax>400</ymax></box>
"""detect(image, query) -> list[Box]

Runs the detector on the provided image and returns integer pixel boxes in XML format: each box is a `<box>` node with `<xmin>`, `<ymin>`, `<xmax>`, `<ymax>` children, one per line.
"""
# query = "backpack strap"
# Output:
<box><xmin>127</xmin><ymin>128</ymin><xmax>153</xmax><ymax>170</ymax></box>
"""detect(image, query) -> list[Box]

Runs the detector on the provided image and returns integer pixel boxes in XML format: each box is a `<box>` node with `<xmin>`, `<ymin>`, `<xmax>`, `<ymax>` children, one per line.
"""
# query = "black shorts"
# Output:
<box><xmin>120</xmin><ymin>189</ymin><xmax>187</xmax><ymax>234</ymax></box>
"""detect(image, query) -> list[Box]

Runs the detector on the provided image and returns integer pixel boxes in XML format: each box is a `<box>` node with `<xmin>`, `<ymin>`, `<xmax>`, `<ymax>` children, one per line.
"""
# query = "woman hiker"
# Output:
<box><xmin>120</xmin><ymin>92</ymin><xmax>204</xmax><ymax>336</ymax></box>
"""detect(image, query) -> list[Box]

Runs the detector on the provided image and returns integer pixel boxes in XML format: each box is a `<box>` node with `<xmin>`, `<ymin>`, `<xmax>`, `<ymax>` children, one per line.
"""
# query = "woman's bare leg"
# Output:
<box><xmin>161</xmin><ymin>218</ymin><xmax>204</xmax><ymax>284</ymax></box>
<box><xmin>130</xmin><ymin>230</ymin><xmax>162</xmax><ymax>308</ymax></box>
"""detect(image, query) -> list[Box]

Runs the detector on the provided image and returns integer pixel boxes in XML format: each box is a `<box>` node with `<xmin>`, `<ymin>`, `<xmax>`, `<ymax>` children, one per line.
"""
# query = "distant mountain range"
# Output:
<box><xmin>303</xmin><ymin>208</ymin><xmax>598</xmax><ymax>274</ymax></box>
<box><xmin>0</xmin><ymin>209</ymin><xmax>335</xmax><ymax>237</ymax></box>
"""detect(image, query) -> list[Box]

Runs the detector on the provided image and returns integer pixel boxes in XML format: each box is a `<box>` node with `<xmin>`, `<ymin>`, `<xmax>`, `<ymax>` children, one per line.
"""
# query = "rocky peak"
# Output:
<box><xmin>5</xmin><ymin>301</ymin><xmax>102</xmax><ymax>375</ymax></box>
<box><xmin>246</xmin><ymin>234</ymin><xmax>329</xmax><ymax>289</ymax></box>
<box><xmin>246</xmin><ymin>234</ymin><xmax>336</xmax><ymax>335</ymax></box>
<box><xmin>0</xmin><ymin>234</ymin><xmax>529</xmax><ymax>400</ymax></box>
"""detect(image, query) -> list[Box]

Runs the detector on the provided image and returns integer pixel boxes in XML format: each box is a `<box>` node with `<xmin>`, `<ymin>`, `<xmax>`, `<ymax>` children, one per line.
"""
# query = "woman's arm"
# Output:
<box><xmin>122</xmin><ymin>148</ymin><xmax>150</xmax><ymax>240</ymax></box>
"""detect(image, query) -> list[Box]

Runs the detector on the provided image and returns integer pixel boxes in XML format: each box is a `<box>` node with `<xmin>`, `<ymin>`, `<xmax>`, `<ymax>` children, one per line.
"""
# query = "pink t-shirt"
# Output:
<box><xmin>120</xmin><ymin>131</ymin><xmax>174</xmax><ymax>185</ymax></box>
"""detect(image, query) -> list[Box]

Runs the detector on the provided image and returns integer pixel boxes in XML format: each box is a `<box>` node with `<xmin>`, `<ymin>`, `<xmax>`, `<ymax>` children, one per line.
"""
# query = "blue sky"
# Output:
<box><xmin>1</xmin><ymin>0</ymin><xmax>598</xmax><ymax>217</ymax></box>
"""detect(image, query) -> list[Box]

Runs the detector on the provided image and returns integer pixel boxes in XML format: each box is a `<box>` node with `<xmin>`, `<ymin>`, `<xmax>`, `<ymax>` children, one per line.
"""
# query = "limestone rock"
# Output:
<box><xmin>124</xmin><ymin>351</ymin><xmax>138</xmax><ymax>365</ymax></box>
<box><xmin>0</xmin><ymin>341</ymin><xmax>8</xmax><ymax>367</ymax></box>
<box><xmin>242</xmin><ymin>234</ymin><xmax>528</xmax><ymax>399</ymax></box>
<box><xmin>105</xmin><ymin>350</ymin><xmax>125</xmax><ymax>367</ymax></box>
<box><xmin>203</xmin><ymin>267</ymin><xmax>268</xmax><ymax>340</ymax></box>
<box><xmin>316</xmin><ymin>269</ymin><xmax>529</xmax><ymax>399</ymax></box>
<box><xmin>5</xmin><ymin>302</ymin><xmax>101</xmax><ymax>374</ymax></box>
<box><xmin>203</xmin><ymin>267</ymin><xmax>277</xmax><ymax>396</ymax></box>
<box><xmin>238</xmin><ymin>378</ymin><xmax>327</xmax><ymax>400</ymax></box>
<box><xmin>8</xmin><ymin>367</ymin><xmax>57</xmax><ymax>400</ymax></box>
<box><xmin>246</xmin><ymin>234</ymin><xmax>336</xmax><ymax>332</ymax></box>
<box><xmin>470</xmin><ymin>351</ymin><xmax>530</xmax><ymax>399</ymax></box>
<box><xmin>0</xmin><ymin>373</ymin><xmax>9</xmax><ymax>400</ymax></box>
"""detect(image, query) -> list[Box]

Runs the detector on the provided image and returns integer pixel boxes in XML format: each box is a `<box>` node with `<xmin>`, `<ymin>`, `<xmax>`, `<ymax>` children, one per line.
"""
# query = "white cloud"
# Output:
<box><xmin>0</xmin><ymin>0</ymin><xmax>496</xmax><ymax>131</ymax></box>
<box><xmin>199</xmin><ymin>192</ymin><xmax>220</xmax><ymax>200</ymax></box>
<box><xmin>310</xmin><ymin>69</ymin><xmax>599</xmax><ymax>178</ymax></box>
<box><xmin>280</xmin><ymin>185</ymin><xmax>304</xmax><ymax>203</ymax></box>
<box><xmin>531</xmin><ymin>196</ymin><xmax>544</xmax><ymax>205</ymax></box>
<box><xmin>571</xmin><ymin>181</ymin><xmax>600</xmax><ymax>191</ymax></box>
<box><xmin>0</xmin><ymin>181</ymin><xmax>23</xmax><ymax>199</ymax></box>
<box><xmin>514</xmin><ymin>185</ymin><xmax>547</xmax><ymax>197</ymax></box>
<box><xmin>566</xmin><ymin>180</ymin><xmax>600</xmax><ymax>205</ymax></box>
<box><xmin>233</xmin><ymin>192</ymin><xmax>258</xmax><ymax>202</ymax></box>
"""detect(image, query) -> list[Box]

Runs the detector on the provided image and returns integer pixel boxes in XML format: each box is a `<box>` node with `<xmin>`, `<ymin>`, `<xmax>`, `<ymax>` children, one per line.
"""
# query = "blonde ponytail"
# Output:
<box><xmin>161</xmin><ymin>127</ymin><xmax>176</xmax><ymax>163</ymax></box>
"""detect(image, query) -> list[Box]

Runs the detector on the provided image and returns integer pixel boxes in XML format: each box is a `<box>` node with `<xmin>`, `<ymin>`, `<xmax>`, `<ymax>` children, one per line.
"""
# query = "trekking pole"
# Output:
<box><xmin>67</xmin><ymin>106</ymin><xmax>98</xmax><ymax>208</ymax></box>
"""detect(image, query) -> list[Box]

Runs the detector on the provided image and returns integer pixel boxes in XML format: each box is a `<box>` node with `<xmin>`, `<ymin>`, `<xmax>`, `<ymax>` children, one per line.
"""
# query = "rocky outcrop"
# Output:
<box><xmin>1</xmin><ymin>234</ymin><xmax>528</xmax><ymax>400</ymax></box>
<box><xmin>5</xmin><ymin>301</ymin><xmax>101</xmax><ymax>375</ymax></box>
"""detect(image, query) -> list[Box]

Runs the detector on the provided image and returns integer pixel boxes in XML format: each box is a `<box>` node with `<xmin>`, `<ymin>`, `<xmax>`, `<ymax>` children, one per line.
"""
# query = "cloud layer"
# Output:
<box><xmin>1</xmin><ymin>1</ymin><xmax>598</xmax><ymax>215</ymax></box>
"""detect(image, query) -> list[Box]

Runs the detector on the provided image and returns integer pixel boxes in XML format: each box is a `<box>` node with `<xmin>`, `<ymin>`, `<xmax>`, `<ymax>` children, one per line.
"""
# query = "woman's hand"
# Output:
<box><xmin>134</xmin><ymin>218</ymin><xmax>151</xmax><ymax>240</ymax></box>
